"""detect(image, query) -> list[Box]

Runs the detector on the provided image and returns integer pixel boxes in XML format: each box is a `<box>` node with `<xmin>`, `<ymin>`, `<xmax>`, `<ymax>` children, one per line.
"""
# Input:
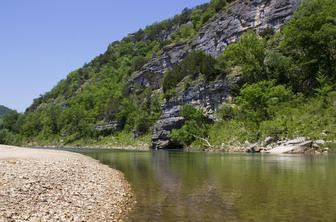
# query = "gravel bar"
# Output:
<box><xmin>0</xmin><ymin>145</ymin><xmax>134</xmax><ymax>222</ymax></box>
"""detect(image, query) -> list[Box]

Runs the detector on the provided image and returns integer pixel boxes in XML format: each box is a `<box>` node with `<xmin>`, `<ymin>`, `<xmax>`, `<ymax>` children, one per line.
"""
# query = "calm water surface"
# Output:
<box><xmin>77</xmin><ymin>150</ymin><xmax>336</xmax><ymax>222</ymax></box>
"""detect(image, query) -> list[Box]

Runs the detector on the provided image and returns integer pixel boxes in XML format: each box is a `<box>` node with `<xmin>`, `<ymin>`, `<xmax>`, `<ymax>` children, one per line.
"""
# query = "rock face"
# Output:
<box><xmin>128</xmin><ymin>0</ymin><xmax>301</xmax><ymax>95</ymax></box>
<box><xmin>192</xmin><ymin>0</ymin><xmax>302</xmax><ymax>56</ymax></box>
<box><xmin>134</xmin><ymin>0</ymin><xmax>301</xmax><ymax>149</ymax></box>
<box><xmin>128</xmin><ymin>43</ymin><xmax>190</xmax><ymax>93</ymax></box>
<box><xmin>152</xmin><ymin>117</ymin><xmax>185</xmax><ymax>149</ymax></box>
<box><xmin>152</xmin><ymin>80</ymin><xmax>233</xmax><ymax>149</ymax></box>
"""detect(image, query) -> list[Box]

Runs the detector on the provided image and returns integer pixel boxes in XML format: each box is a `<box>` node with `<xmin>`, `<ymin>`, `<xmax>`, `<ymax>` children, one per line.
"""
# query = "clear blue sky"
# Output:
<box><xmin>0</xmin><ymin>0</ymin><xmax>208</xmax><ymax>112</ymax></box>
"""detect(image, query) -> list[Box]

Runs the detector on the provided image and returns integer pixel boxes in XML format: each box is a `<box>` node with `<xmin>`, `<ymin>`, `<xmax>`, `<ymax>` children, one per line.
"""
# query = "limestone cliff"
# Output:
<box><xmin>131</xmin><ymin>0</ymin><xmax>302</xmax><ymax>149</ymax></box>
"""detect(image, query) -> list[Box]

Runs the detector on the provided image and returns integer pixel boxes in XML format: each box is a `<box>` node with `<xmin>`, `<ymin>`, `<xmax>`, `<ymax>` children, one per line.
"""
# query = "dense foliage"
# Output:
<box><xmin>280</xmin><ymin>0</ymin><xmax>336</xmax><ymax>92</ymax></box>
<box><xmin>208</xmin><ymin>89</ymin><xmax>336</xmax><ymax>148</ymax></box>
<box><xmin>171</xmin><ymin>105</ymin><xmax>210</xmax><ymax>146</ymax></box>
<box><xmin>217</xmin><ymin>32</ymin><xmax>267</xmax><ymax>82</ymax></box>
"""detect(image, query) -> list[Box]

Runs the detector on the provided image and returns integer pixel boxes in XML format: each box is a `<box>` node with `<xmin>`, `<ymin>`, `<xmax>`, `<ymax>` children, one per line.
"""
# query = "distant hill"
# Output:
<box><xmin>0</xmin><ymin>105</ymin><xmax>13</xmax><ymax>118</ymax></box>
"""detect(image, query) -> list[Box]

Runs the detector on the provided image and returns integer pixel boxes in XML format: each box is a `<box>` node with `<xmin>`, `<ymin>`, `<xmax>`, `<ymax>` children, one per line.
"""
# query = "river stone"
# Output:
<box><xmin>315</xmin><ymin>139</ymin><xmax>326</xmax><ymax>145</ymax></box>
<box><xmin>285</xmin><ymin>137</ymin><xmax>307</xmax><ymax>145</ymax></box>
<box><xmin>269</xmin><ymin>140</ymin><xmax>313</xmax><ymax>154</ymax></box>
<box><xmin>246</xmin><ymin>143</ymin><xmax>260</xmax><ymax>153</ymax></box>
<box><xmin>264</xmin><ymin>137</ymin><xmax>275</xmax><ymax>146</ymax></box>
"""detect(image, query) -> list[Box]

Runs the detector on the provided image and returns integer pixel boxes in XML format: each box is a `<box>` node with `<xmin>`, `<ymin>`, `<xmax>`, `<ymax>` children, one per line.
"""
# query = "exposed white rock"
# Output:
<box><xmin>284</xmin><ymin>137</ymin><xmax>307</xmax><ymax>145</ymax></box>
<box><xmin>269</xmin><ymin>139</ymin><xmax>313</xmax><ymax>154</ymax></box>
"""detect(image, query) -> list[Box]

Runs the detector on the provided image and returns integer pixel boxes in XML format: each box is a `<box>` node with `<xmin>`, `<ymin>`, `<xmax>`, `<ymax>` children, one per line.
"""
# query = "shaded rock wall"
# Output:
<box><xmin>127</xmin><ymin>43</ymin><xmax>190</xmax><ymax>93</ymax></box>
<box><xmin>152</xmin><ymin>79</ymin><xmax>233</xmax><ymax>149</ymax></box>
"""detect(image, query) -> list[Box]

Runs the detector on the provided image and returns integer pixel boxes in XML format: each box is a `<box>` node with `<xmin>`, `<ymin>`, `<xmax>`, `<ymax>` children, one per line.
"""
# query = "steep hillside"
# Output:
<box><xmin>1</xmin><ymin>0</ymin><xmax>335</xmax><ymax>149</ymax></box>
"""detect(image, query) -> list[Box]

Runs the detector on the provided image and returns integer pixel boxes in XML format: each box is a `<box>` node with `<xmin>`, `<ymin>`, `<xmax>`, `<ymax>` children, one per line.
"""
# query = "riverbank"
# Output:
<box><xmin>0</xmin><ymin>145</ymin><xmax>134</xmax><ymax>222</ymax></box>
<box><xmin>23</xmin><ymin>140</ymin><xmax>335</xmax><ymax>154</ymax></box>
<box><xmin>13</xmin><ymin>135</ymin><xmax>336</xmax><ymax>154</ymax></box>
<box><xmin>191</xmin><ymin>137</ymin><xmax>334</xmax><ymax>154</ymax></box>
<box><xmin>21</xmin><ymin>135</ymin><xmax>151</xmax><ymax>152</ymax></box>
<box><xmin>25</xmin><ymin>144</ymin><xmax>150</xmax><ymax>151</ymax></box>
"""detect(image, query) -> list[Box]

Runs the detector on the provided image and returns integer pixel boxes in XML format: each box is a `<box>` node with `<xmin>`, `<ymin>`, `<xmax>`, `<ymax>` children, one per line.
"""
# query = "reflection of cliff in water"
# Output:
<box><xmin>146</xmin><ymin>151</ymin><xmax>240</xmax><ymax>222</ymax></box>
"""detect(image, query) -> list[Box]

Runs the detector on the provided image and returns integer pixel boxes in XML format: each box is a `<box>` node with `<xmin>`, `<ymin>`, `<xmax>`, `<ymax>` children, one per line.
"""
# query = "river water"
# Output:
<box><xmin>78</xmin><ymin>150</ymin><xmax>336</xmax><ymax>222</ymax></box>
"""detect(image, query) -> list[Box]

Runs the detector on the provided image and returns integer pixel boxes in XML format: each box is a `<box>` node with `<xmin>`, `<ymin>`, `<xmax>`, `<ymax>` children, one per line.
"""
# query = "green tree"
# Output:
<box><xmin>59</xmin><ymin>105</ymin><xmax>95</xmax><ymax>141</ymax></box>
<box><xmin>217</xmin><ymin>32</ymin><xmax>266</xmax><ymax>82</ymax></box>
<box><xmin>236</xmin><ymin>81</ymin><xmax>294</xmax><ymax>126</ymax></box>
<box><xmin>171</xmin><ymin>24</ymin><xmax>196</xmax><ymax>42</ymax></box>
<box><xmin>131</xmin><ymin>56</ymin><xmax>148</xmax><ymax>72</ymax></box>
<box><xmin>20</xmin><ymin>112</ymin><xmax>42</xmax><ymax>137</ymax></box>
<box><xmin>1</xmin><ymin>111</ymin><xmax>20</xmax><ymax>132</ymax></box>
<box><xmin>264</xmin><ymin>50</ymin><xmax>296</xmax><ymax>85</ymax></box>
<box><xmin>171</xmin><ymin>105</ymin><xmax>209</xmax><ymax>146</ymax></box>
<box><xmin>163</xmin><ymin>51</ymin><xmax>218</xmax><ymax>96</ymax></box>
<box><xmin>210</xmin><ymin>0</ymin><xmax>228</xmax><ymax>12</ymax></box>
<box><xmin>315</xmin><ymin>72</ymin><xmax>335</xmax><ymax>106</ymax></box>
<box><xmin>280</xmin><ymin>0</ymin><xmax>336</xmax><ymax>92</ymax></box>
<box><xmin>191</xmin><ymin>9</ymin><xmax>203</xmax><ymax>30</ymax></box>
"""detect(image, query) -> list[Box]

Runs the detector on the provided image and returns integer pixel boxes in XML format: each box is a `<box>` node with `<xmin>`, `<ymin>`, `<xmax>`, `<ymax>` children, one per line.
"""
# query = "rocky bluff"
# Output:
<box><xmin>127</xmin><ymin>0</ymin><xmax>302</xmax><ymax>149</ymax></box>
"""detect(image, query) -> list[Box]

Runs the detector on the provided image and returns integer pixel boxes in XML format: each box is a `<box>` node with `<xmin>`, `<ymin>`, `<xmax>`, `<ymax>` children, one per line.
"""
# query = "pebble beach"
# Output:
<box><xmin>0</xmin><ymin>145</ymin><xmax>134</xmax><ymax>222</ymax></box>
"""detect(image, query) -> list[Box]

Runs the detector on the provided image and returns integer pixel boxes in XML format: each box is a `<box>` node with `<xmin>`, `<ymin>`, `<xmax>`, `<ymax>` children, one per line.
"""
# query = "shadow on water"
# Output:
<box><xmin>75</xmin><ymin>149</ymin><xmax>336</xmax><ymax>222</ymax></box>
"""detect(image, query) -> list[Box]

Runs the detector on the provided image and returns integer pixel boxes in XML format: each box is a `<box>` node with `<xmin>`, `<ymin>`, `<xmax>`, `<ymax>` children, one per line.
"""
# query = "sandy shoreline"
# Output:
<box><xmin>0</xmin><ymin>145</ymin><xmax>134</xmax><ymax>222</ymax></box>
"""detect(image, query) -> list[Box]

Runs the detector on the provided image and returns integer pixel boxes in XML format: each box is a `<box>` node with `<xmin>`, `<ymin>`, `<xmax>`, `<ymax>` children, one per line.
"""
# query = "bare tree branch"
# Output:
<box><xmin>191</xmin><ymin>134</ymin><xmax>213</xmax><ymax>148</ymax></box>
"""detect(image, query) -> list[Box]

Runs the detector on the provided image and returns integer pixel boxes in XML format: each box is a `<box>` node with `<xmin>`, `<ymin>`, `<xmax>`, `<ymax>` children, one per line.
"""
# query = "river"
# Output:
<box><xmin>77</xmin><ymin>149</ymin><xmax>336</xmax><ymax>222</ymax></box>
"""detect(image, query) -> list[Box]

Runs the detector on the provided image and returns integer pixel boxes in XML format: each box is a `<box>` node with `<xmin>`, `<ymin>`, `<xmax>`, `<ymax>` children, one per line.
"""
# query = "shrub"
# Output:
<box><xmin>210</xmin><ymin>0</ymin><xmax>229</xmax><ymax>12</ymax></box>
<box><xmin>163</xmin><ymin>51</ymin><xmax>218</xmax><ymax>97</ymax></box>
<box><xmin>131</xmin><ymin>56</ymin><xmax>148</xmax><ymax>72</ymax></box>
<box><xmin>217</xmin><ymin>32</ymin><xmax>266</xmax><ymax>82</ymax></box>
<box><xmin>171</xmin><ymin>105</ymin><xmax>209</xmax><ymax>146</ymax></box>
<box><xmin>216</xmin><ymin>103</ymin><xmax>237</xmax><ymax>121</ymax></box>
<box><xmin>236</xmin><ymin>81</ymin><xmax>294</xmax><ymax>126</ymax></box>
<box><xmin>208</xmin><ymin>88</ymin><xmax>336</xmax><ymax>147</ymax></box>
<box><xmin>280</xmin><ymin>0</ymin><xmax>336</xmax><ymax>92</ymax></box>
<box><xmin>0</xmin><ymin>111</ymin><xmax>20</xmax><ymax>133</ymax></box>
